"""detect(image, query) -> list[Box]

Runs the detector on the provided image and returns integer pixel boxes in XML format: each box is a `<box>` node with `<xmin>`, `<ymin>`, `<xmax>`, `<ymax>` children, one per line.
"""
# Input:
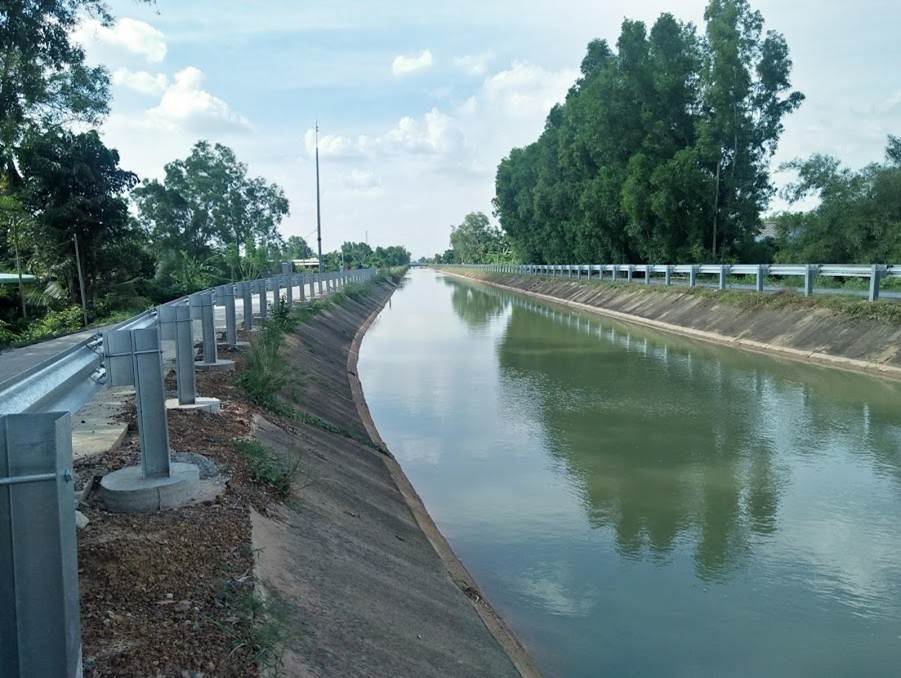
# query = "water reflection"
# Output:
<box><xmin>450</xmin><ymin>280</ymin><xmax>901</xmax><ymax>581</ymax></box>
<box><xmin>443</xmin><ymin>276</ymin><xmax>509</xmax><ymax>330</ymax></box>
<box><xmin>362</xmin><ymin>270</ymin><xmax>901</xmax><ymax>676</ymax></box>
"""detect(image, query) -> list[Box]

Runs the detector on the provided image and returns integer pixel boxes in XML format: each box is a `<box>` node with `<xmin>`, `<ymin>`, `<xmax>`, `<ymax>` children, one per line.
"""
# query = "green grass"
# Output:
<box><xmin>235</xmin><ymin>273</ymin><xmax>394</xmax><ymax>455</ymax></box>
<box><xmin>449</xmin><ymin>267</ymin><xmax>901</xmax><ymax>325</ymax></box>
<box><xmin>234</xmin><ymin>440</ymin><xmax>298</xmax><ymax>499</ymax></box>
<box><xmin>212</xmin><ymin>579</ymin><xmax>287</xmax><ymax>674</ymax></box>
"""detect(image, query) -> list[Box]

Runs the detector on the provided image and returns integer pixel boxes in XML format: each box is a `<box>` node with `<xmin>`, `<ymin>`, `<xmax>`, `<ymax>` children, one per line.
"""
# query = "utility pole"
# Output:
<box><xmin>315</xmin><ymin>121</ymin><xmax>323</xmax><ymax>273</ymax></box>
<box><xmin>11</xmin><ymin>215</ymin><xmax>26</xmax><ymax>319</ymax></box>
<box><xmin>73</xmin><ymin>234</ymin><xmax>88</xmax><ymax>327</ymax></box>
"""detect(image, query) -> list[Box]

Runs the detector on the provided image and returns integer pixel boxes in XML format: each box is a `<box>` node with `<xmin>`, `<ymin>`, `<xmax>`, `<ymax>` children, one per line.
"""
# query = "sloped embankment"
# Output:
<box><xmin>442</xmin><ymin>269</ymin><xmax>901</xmax><ymax>380</ymax></box>
<box><xmin>250</xmin><ymin>277</ymin><xmax>537</xmax><ymax>677</ymax></box>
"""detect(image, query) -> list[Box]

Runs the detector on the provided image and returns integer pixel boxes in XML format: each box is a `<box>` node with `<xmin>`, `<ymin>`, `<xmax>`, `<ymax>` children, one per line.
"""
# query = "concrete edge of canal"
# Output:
<box><xmin>250</xmin><ymin>273</ymin><xmax>542</xmax><ymax>677</ymax></box>
<box><xmin>440</xmin><ymin>268</ymin><xmax>901</xmax><ymax>382</ymax></box>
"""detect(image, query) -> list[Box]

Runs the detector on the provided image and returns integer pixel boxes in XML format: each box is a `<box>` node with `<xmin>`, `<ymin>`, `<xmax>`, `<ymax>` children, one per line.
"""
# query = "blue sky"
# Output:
<box><xmin>76</xmin><ymin>0</ymin><xmax>901</xmax><ymax>257</ymax></box>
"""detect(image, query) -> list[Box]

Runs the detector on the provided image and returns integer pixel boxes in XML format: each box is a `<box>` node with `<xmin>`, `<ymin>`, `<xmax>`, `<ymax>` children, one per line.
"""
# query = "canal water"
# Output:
<box><xmin>357</xmin><ymin>268</ymin><xmax>901</xmax><ymax>677</ymax></box>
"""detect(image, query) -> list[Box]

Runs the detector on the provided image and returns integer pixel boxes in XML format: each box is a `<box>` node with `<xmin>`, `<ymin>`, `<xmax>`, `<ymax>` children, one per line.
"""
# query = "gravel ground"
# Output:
<box><xmin>75</xmin><ymin>346</ymin><xmax>291</xmax><ymax>677</ymax></box>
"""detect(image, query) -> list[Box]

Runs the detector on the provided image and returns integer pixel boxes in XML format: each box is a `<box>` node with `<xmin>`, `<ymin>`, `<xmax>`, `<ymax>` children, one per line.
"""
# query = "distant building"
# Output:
<box><xmin>292</xmin><ymin>258</ymin><xmax>320</xmax><ymax>270</ymax></box>
<box><xmin>755</xmin><ymin>220</ymin><xmax>779</xmax><ymax>242</ymax></box>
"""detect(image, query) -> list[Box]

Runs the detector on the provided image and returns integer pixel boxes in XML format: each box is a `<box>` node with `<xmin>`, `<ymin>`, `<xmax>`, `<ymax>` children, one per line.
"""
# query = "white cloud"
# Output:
<box><xmin>303</xmin><ymin>129</ymin><xmax>361</xmax><ymax>159</ymax></box>
<box><xmin>457</xmin><ymin>96</ymin><xmax>479</xmax><ymax>116</ymax></box>
<box><xmin>111</xmin><ymin>68</ymin><xmax>168</xmax><ymax>95</ymax></box>
<box><xmin>73</xmin><ymin>17</ymin><xmax>167</xmax><ymax>63</ymax></box>
<box><xmin>454</xmin><ymin>52</ymin><xmax>494</xmax><ymax>76</ymax></box>
<box><xmin>481</xmin><ymin>61</ymin><xmax>577</xmax><ymax>117</ymax></box>
<box><xmin>391</xmin><ymin>49</ymin><xmax>433</xmax><ymax>76</ymax></box>
<box><xmin>147</xmin><ymin>67</ymin><xmax>251</xmax><ymax>133</ymax></box>
<box><xmin>366</xmin><ymin>108</ymin><xmax>466</xmax><ymax>159</ymax></box>
<box><xmin>875</xmin><ymin>89</ymin><xmax>901</xmax><ymax>115</ymax></box>
<box><xmin>345</xmin><ymin>169</ymin><xmax>383</xmax><ymax>195</ymax></box>
<box><xmin>305</xmin><ymin>108</ymin><xmax>468</xmax><ymax>167</ymax></box>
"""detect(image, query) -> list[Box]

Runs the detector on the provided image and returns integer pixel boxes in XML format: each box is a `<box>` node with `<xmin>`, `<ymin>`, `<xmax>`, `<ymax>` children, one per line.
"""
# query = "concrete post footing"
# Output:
<box><xmin>194</xmin><ymin>358</ymin><xmax>235</xmax><ymax>372</ymax></box>
<box><xmin>217</xmin><ymin>340</ymin><xmax>251</xmax><ymax>349</ymax></box>
<box><xmin>165</xmin><ymin>397</ymin><xmax>221</xmax><ymax>414</ymax></box>
<box><xmin>99</xmin><ymin>462</ymin><xmax>203</xmax><ymax>513</ymax></box>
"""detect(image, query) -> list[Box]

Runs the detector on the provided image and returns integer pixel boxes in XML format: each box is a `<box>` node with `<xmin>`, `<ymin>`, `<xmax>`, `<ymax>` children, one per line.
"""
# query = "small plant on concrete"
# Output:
<box><xmin>234</xmin><ymin>440</ymin><xmax>298</xmax><ymax>499</ymax></box>
<box><xmin>237</xmin><ymin>322</ymin><xmax>289</xmax><ymax>410</ymax></box>
<box><xmin>212</xmin><ymin>579</ymin><xmax>287</xmax><ymax>674</ymax></box>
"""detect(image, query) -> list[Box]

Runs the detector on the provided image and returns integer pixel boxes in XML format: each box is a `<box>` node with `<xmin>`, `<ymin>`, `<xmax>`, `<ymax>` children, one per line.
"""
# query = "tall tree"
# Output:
<box><xmin>774</xmin><ymin>137</ymin><xmax>901</xmax><ymax>263</ymax></box>
<box><xmin>0</xmin><ymin>1</ymin><xmax>149</xmax><ymax>184</ymax></box>
<box><xmin>17</xmin><ymin>127</ymin><xmax>149</xmax><ymax>310</ymax></box>
<box><xmin>449</xmin><ymin>212</ymin><xmax>510</xmax><ymax>263</ymax></box>
<box><xmin>494</xmin><ymin>0</ymin><xmax>802</xmax><ymax>264</ymax></box>
<box><xmin>698</xmin><ymin>0</ymin><xmax>803</xmax><ymax>258</ymax></box>
<box><xmin>133</xmin><ymin>141</ymin><xmax>289</xmax><ymax>279</ymax></box>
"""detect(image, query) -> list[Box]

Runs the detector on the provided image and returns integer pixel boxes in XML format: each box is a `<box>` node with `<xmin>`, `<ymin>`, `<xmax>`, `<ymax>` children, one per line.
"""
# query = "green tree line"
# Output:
<box><xmin>493</xmin><ymin>0</ymin><xmax>804</xmax><ymax>265</ymax></box>
<box><xmin>0</xmin><ymin>1</ymin><xmax>408</xmax><ymax>346</ymax></box>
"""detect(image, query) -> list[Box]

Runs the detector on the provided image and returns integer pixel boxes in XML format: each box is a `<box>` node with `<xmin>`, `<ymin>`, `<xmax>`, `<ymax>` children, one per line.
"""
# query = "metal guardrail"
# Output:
<box><xmin>445</xmin><ymin>263</ymin><xmax>900</xmax><ymax>302</ymax></box>
<box><xmin>0</xmin><ymin>267</ymin><xmax>378</xmax><ymax>418</ymax></box>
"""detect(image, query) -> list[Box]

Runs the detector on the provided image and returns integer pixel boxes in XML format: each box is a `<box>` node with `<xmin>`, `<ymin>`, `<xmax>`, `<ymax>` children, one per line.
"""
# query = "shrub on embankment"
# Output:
<box><xmin>237</xmin><ymin>268</ymin><xmax>404</xmax><ymax>427</ymax></box>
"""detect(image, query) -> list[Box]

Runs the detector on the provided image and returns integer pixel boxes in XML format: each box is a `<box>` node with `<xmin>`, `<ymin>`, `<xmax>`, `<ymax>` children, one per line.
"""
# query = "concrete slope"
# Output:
<box><xmin>251</xmin><ymin>280</ymin><xmax>533</xmax><ymax>678</ymax></box>
<box><xmin>446</xmin><ymin>270</ymin><xmax>901</xmax><ymax>380</ymax></box>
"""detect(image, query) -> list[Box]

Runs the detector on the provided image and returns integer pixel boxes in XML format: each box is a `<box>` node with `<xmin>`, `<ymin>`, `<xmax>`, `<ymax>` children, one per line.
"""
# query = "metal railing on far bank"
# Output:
<box><xmin>445</xmin><ymin>263</ymin><xmax>901</xmax><ymax>302</ymax></box>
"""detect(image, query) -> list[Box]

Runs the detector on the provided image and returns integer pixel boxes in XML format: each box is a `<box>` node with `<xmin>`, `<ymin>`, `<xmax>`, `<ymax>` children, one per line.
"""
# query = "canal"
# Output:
<box><xmin>357</xmin><ymin>268</ymin><xmax>901</xmax><ymax>677</ymax></box>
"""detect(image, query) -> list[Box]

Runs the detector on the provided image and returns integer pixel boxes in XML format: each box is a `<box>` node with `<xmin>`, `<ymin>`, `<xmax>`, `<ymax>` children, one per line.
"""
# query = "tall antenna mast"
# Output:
<box><xmin>315</xmin><ymin>121</ymin><xmax>323</xmax><ymax>273</ymax></box>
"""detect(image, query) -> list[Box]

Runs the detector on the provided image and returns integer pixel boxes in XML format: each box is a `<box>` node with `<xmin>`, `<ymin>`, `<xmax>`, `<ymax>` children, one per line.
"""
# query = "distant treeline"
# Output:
<box><xmin>478</xmin><ymin>0</ymin><xmax>901</xmax><ymax>266</ymax></box>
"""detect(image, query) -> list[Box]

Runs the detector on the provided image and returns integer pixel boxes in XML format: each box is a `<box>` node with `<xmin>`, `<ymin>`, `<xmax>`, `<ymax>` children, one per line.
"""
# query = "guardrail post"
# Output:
<box><xmin>612</xmin><ymin>265</ymin><xmax>618</xmax><ymax>282</ymax></box>
<box><xmin>190</xmin><ymin>292</ymin><xmax>232</xmax><ymax>370</ymax></box>
<box><xmin>869</xmin><ymin>265</ymin><xmax>883</xmax><ymax>301</ymax></box>
<box><xmin>627</xmin><ymin>265</ymin><xmax>634</xmax><ymax>283</ymax></box>
<box><xmin>689</xmin><ymin>266</ymin><xmax>698</xmax><ymax>287</ymax></box>
<box><xmin>239</xmin><ymin>282</ymin><xmax>253</xmax><ymax>331</ymax></box>
<box><xmin>756</xmin><ymin>265</ymin><xmax>767</xmax><ymax>292</ymax></box>
<box><xmin>216</xmin><ymin>284</ymin><xmax>238</xmax><ymax>348</ymax></box>
<box><xmin>283</xmin><ymin>274</ymin><xmax>294</xmax><ymax>308</ymax></box>
<box><xmin>1</xmin><ymin>412</ymin><xmax>81</xmax><ymax>678</ymax></box>
<box><xmin>257</xmin><ymin>279</ymin><xmax>268</xmax><ymax>320</ymax></box>
<box><xmin>645</xmin><ymin>265</ymin><xmax>652</xmax><ymax>285</ymax></box>
<box><xmin>173</xmin><ymin>303</ymin><xmax>197</xmax><ymax>405</ymax></box>
<box><xmin>804</xmin><ymin>265</ymin><xmax>815</xmax><ymax>297</ymax></box>
<box><xmin>270</xmin><ymin>276</ymin><xmax>281</xmax><ymax>311</ymax></box>
<box><xmin>719</xmin><ymin>265</ymin><xmax>729</xmax><ymax>290</ymax></box>
<box><xmin>665</xmin><ymin>265</ymin><xmax>672</xmax><ymax>286</ymax></box>
<box><xmin>192</xmin><ymin>292</ymin><xmax>216</xmax><ymax>365</ymax></box>
<box><xmin>104</xmin><ymin>327</ymin><xmax>170</xmax><ymax>478</ymax></box>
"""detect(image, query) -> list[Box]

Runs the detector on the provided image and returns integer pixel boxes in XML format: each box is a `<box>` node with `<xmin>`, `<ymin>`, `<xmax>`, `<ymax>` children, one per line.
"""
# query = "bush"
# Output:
<box><xmin>236</xmin><ymin>323</ymin><xmax>288</xmax><ymax>410</ymax></box>
<box><xmin>0</xmin><ymin>319</ymin><xmax>19</xmax><ymax>346</ymax></box>
<box><xmin>233</xmin><ymin>440</ymin><xmax>297</xmax><ymax>499</ymax></box>
<box><xmin>20</xmin><ymin>306</ymin><xmax>83</xmax><ymax>341</ymax></box>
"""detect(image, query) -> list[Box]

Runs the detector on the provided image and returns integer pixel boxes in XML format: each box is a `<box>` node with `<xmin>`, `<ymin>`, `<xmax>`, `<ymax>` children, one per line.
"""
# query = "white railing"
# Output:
<box><xmin>443</xmin><ymin>263</ymin><xmax>899</xmax><ymax>302</ymax></box>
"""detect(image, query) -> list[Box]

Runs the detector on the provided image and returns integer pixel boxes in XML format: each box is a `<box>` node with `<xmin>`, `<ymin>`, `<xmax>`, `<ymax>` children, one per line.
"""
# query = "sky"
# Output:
<box><xmin>74</xmin><ymin>0</ymin><xmax>901</xmax><ymax>258</ymax></box>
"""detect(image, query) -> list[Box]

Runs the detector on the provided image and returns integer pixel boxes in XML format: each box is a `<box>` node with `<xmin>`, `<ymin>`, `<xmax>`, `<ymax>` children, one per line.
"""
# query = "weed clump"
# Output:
<box><xmin>234</xmin><ymin>440</ymin><xmax>298</xmax><ymax>499</ymax></box>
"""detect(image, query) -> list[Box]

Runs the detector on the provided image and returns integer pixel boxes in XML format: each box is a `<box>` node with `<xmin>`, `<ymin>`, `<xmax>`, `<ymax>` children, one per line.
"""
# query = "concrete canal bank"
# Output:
<box><xmin>73</xmin><ymin>272</ymin><xmax>536</xmax><ymax>677</ymax></box>
<box><xmin>248</xmin><ymin>274</ymin><xmax>538</xmax><ymax>677</ymax></box>
<box><xmin>440</xmin><ymin>267</ymin><xmax>901</xmax><ymax>381</ymax></box>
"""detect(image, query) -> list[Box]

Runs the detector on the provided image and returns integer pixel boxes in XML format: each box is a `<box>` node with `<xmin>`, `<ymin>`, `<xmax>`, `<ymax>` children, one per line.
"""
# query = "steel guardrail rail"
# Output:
<box><xmin>0</xmin><ymin>269</ymin><xmax>377</xmax><ymax>417</ymax></box>
<box><xmin>442</xmin><ymin>262</ymin><xmax>900</xmax><ymax>301</ymax></box>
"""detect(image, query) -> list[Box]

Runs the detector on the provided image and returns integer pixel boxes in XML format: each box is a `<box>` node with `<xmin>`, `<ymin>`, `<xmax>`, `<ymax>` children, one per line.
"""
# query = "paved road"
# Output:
<box><xmin>0</xmin><ymin>279</ymin><xmax>331</xmax><ymax>390</ymax></box>
<box><xmin>0</xmin><ymin>327</ymin><xmax>102</xmax><ymax>389</ymax></box>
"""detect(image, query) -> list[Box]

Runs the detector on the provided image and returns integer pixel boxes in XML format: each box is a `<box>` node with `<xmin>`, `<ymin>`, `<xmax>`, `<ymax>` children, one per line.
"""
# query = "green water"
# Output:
<box><xmin>357</xmin><ymin>269</ymin><xmax>901</xmax><ymax>677</ymax></box>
